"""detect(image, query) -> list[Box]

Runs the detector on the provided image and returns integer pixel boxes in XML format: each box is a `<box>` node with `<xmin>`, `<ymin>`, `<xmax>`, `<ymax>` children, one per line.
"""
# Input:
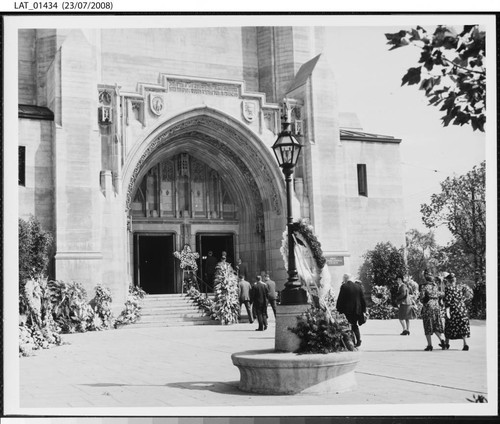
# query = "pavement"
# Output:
<box><xmin>13</xmin><ymin>313</ymin><xmax>493</xmax><ymax>416</ymax></box>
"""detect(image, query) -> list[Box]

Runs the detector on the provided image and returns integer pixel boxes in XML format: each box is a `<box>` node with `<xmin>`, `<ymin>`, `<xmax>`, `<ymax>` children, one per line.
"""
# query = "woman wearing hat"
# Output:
<box><xmin>443</xmin><ymin>273</ymin><xmax>471</xmax><ymax>350</ymax></box>
<box><xmin>419</xmin><ymin>271</ymin><xmax>446</xmax><ymax>351</ymax></box>
<box><xmin>395</xmin><ymin>275</ymin><xmax>413</xmax><ymax>335</ymax></box>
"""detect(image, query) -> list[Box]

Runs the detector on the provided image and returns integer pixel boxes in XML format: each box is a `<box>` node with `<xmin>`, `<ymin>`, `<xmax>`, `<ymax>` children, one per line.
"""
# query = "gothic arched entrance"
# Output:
<box><xmin>123</xmin><ymin>108</ymin><xmax>285</xmax><ymax>294</ymax></box>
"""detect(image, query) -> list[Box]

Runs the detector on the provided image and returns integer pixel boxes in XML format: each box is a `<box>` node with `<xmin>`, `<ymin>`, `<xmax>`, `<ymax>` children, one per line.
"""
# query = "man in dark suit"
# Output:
<box><xmin>204</xmin><ymin>251</ymin><xmax>218</xmax><ymax>290</ymax></box>
<box><xmin>238</xmin><ymin>276</ymin><xmax>254</xmax><ymax>323</ymax></box>
<box><xmin>336</xmin><ymin>274</ymin><xmax>367</xmax><ymax>347</ymax></box>
<box><xmin>263</xmin><ymin>271</ymin><xmax>277</xmax><ymax>318</ymax></box>
<box><xmin>251</xmin><ymin>275</ymin><xmax>269</xmax><ymax>331</ymax></box>
<box><xmin>235</xmin><ymin>257</ymin><xmax>248</xmax><ymax>280</ymax></box>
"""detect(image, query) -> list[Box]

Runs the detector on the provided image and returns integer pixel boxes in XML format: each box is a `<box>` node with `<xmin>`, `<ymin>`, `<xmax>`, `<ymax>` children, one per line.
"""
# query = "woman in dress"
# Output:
<box><xmin>419</xmin><ymin>272</ymin><xmax>446</xmax><ymax>351</ymax></box>
<box><xmin>395</xmin><ymin>275</ymin><xmax>412</xmax><ymax>335</ymax></box>
<box><xmin>443</xmin><ymin>273</ymin><xmax>471</xmax><ymax>350</ymax></box>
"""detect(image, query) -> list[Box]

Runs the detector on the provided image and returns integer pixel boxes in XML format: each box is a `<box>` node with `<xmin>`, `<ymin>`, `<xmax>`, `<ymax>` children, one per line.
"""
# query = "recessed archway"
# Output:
<box><xmin>122</xmin><ymin>107</ymin><xmax>288</xmax><ymax>291</ymax></box>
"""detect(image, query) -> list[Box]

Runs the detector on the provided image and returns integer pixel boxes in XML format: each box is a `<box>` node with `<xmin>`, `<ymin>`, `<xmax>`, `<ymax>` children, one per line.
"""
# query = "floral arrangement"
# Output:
<box><xmin>19</xmin><ymin>277</ymin><xmax>62</xmax><ymax>356</ymax></box>
<box><xmin>280</xmin><ymin>218</ymin><xmax>326</xmax><ymax>272</ymax></box>
<box><xmin>290</xmin><ymin>307</ymin><xmax>356</xmax><ymax>354</ymax></box>
<box><xmin>370</xmin><ymin>285</ymin><xmax>391</xmax><ymax>304</ymax></box>
<box><xmin>114</xmin><ymin>285</ymin><xmax>147</xmax><ymax>328</ymax></box>
<box><xmin>186</xmin><ymin>287</ymin><xmax>216</xmax><ymax>318</ymax></box>
<box><xmin>281</xmin><ymin>219</ymin><xmax>361</xmax><ymax>353</ymax></box>
<box><xmin>47</xmin><ymin>280</ymin><xmax>94</xmax><ymax>333</ymax></box>
<box><xmin>367</xmin><ymin>285</ymin><xmax>398</xmax><ymax>319</ymax></box>
<box><xmin>280</xmin><ymin>218</ymin><xmax>332</xmax><ymax>307</ymax></box>
<box><xmin>173</xmin><ymin>244</ymin><xmax>199</xmax><ymax>271</ymax></box>
<box><xmin>213</xmin><ymin>260</ymin><xmax>240</xmax><ymax>325</ymax></box>
<box><xmin>88</xmin><ymin>284</ymin><xmax>114</xmax><ymax>330</ymax></box>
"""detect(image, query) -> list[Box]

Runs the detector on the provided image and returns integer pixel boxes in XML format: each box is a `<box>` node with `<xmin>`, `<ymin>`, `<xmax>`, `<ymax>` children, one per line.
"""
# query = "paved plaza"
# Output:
<box><xmin>14</xmin><ymin>315</ymin><xmax>492</xmax><ymax>415</ymax></box>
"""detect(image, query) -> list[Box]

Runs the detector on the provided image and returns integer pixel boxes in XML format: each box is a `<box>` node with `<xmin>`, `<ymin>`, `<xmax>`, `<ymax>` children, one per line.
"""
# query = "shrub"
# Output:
<box><xmin>359</xmin><ymin>242</ymin><xmax>407</xmax><ymax>304</ymax></box>
<box><xmin>290</xmin><ymin>306</ymin><xmax>356</xmax><ymax>354</ymax></box>
<box><xmin>19</xmin><ymin>217</ymin><xmax>53</xmax><ymax>314</ymax></box>
<box><xmin>470</xmin><ymin>280</ymin><xmax>486</xmax><ymax>319</ymax></box>
<box><xmin>114</xmin><ymin>285</ymin><xmax>146</xmax><ymax>328</ymax></box>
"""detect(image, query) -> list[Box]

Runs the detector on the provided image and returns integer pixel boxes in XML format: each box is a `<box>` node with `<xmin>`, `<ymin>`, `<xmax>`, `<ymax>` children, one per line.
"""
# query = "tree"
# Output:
<box><xmin>436</xmin><ymin>240</ymin><xmax>475</xmax><ymax>284</ymax></box>
<box><xmin>405</xmin><ymin>228</ymin><xmax>440</xmax><ymax>284</ymax></box>
<box><xmin>359</xmin><ymin>242</ymin><xmax>407</xmax><ymax>304</ymax></box>
<box><xmin>421</xmin><ymin>161</ymin><xmax>485</xmax><ymax>282</ymax></box>
<box><xmin>385</xmin><ymin>25</ymin><xmax>486</xmax><ymax>131</ymax></box>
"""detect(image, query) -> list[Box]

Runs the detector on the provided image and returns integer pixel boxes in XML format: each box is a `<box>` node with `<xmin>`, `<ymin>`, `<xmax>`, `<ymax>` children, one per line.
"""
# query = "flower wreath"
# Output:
<box><xmin>370</xmin><ymin>285</ymin><xmax>391</xmax><ymax>305</ymax></box>
<box><xmin>280</xmin><ymin>218</ymin><xmax>326</xmax><ymax>272</ymax></box>
<box><xmin>280</xmin><ymin>218</ymin><xmax>332</xmax><ymax>308</ymax></box>
<box><xmin>173</xmin><ymin>244</ymin><xmax>200</xmax><ymax>271</ymax></box>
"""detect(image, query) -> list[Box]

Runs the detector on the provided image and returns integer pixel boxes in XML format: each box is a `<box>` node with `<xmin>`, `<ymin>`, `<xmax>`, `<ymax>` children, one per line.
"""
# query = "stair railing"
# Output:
<box><xmin>193</xmin><ymin>274</ymin><xmax>213</xmax><ymax>295</ymax></box>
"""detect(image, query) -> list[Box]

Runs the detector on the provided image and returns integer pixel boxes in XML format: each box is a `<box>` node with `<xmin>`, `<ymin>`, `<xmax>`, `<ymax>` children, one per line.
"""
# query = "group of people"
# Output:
<box><xmin>237</xmin><ymin>272</ymin><xmax>278</xmax><ymax>332</ymax></box>
<box><xmin>207</xmin><ymin>251</ymin><xmax>472</xmax><ymax>351</ymax></box>
<box><xmin>395</xmin><ymin>270</ymin><xmax>471</xmax><ymax>351</ymax></box>
<box><xmin>335</xmin><ymin>271</ymin><xmax>472</xmax><ymax>352</ymax></box>
<box><xmin>415</xmin><ymin>270</ymin><xmax>471</xmax><ymax>351</ymax></box>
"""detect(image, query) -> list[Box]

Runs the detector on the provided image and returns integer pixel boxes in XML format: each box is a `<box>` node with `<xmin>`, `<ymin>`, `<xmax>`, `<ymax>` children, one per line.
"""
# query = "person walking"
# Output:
<box><xmin>443</xmin><ymin>273</ymin><xmax>471</xmax><ymax>351</ymax></box>
<box><xmin>251</xmin><ymin>275</ymin><xmax>269</xmax><ymax>331</ymax></box>
<box><xmin>237</xmin><ymin>276</ymin><xmax>254</xmax><ymax>324</ymax></box>
<box><xmin>419</xmin><ymin>272</ymin><xmax>446</xmax><ymax>351</ymax></box>
<box><xmin>263</xmin><ymin>271</ymin><xmax>277</xmax><ymax>318</ymax></box>
<box><xmin>396</xmin><ymin>275</ymin><xmax>413</xmax><ymax>335</ymax></box>
<box><xmin>336</xmin><ymin>274</ymin><xmax>366</xmax><ymax>347</ymax></box>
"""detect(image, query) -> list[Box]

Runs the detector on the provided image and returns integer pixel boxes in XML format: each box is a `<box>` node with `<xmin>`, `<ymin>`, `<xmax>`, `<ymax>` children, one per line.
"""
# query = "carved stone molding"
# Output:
<box><xmin>125</xmin><ymin>116</ymin><xmax>282</xmax><ymax>218</ymax></box>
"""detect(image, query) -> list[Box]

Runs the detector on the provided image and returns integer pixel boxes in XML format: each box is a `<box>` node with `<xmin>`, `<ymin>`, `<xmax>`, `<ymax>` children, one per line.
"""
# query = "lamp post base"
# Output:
<box><xmin>280</xmin><ymin>285</ymin><xmax>308</xmax><ymax>305</ymax></box>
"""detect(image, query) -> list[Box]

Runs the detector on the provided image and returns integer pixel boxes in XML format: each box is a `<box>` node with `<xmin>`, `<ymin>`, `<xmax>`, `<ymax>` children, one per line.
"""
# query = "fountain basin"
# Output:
<box><xmin>231</xmin><ymin>349</ymin><xmax>360</xmax><ymax>395</ymax></box>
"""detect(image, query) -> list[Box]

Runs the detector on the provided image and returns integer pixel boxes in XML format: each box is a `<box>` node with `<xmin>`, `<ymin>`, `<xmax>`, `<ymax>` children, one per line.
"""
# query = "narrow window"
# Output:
<box><xmin>19</xmin><ymin>146</ymin><xmax>26</xmax><ymax>186</ymax></box>
<box><xmin>357</xmin><ymin>164</ymin><xmax>367</xmax><ymax>196</ymax></box>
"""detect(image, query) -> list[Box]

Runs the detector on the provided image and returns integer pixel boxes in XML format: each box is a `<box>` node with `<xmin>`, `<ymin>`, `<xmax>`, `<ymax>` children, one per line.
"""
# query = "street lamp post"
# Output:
<box><xmin>272</xmin><ymin>100</ymin><xmax>308</xmax><ymax>305</ymax></box>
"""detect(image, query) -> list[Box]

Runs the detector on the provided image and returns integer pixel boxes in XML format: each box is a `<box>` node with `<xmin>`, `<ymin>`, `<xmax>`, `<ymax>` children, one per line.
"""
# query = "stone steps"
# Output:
<box><xmin>128</xmin><ymin>293</ymin><xmax>218</xmax><ymax>328</ymax></box>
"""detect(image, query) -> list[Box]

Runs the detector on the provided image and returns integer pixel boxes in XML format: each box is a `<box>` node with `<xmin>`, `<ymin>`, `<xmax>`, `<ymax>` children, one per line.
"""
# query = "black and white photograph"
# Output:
<box><xmin>2</xmin><ymin>7</ymin><xmax>497</xmax><ymax>418</ymax></box>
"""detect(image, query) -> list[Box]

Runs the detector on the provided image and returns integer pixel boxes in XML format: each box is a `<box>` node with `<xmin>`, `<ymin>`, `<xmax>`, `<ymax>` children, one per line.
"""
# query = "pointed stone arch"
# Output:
<box><xmin>122</xmin><ymin>106</ymin><xmax>288</xmax><ymax>286</ymax></box>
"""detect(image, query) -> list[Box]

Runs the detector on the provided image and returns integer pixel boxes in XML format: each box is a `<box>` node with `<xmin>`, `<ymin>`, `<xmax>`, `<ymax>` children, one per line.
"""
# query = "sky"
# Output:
<box><xmin>325</xmin><ymin>25</ymin><xmax>488</xmax><ymax>245</ymax></box>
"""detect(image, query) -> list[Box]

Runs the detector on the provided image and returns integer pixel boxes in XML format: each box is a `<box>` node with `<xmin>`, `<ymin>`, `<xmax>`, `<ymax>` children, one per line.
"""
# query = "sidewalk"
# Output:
<box><xmin>15</xmin><ymin>315</ymin><xmax>490</xmax><ymax>415</ymax></box>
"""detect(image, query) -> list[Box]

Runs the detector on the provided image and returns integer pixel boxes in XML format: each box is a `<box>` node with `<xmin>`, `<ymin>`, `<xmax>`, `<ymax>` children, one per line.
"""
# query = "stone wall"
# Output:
<box><xmin>18</xmin><ymin>29</ymin><xmax>36</xmax><ymax>105</ymax></box>
<box><xmin>99</xmin><ymin>27</ymin><xmax>259</xmax><ymax>93</ymax></box>
<box><xmin>18</xmin><ymin>118</ymin><xmax>55</xmax><ymax>234</ymax></box>
<box><xmin>342</xmin><ymin>139</ymin><xmax>406</xmax><ymax>278</ymax></box>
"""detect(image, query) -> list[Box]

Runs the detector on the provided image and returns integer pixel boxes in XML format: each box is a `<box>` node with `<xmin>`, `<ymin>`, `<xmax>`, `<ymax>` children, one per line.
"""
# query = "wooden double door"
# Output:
<box><xmin>134</xmin><ymin>232</ymin><xmax>235</xmax><ymax>294</ymax></box>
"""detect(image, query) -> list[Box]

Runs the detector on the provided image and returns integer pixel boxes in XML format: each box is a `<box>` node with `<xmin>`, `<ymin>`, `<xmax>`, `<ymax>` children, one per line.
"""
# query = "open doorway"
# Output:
<box><xmin>134</xmin><ymin>233</ymin><xmax>176</xmax><ymax>294</ymax></box>
<box><xmin>196</xmin><ymin>233</ymin><xmax>235</xmax><ymax>290</ymax></box>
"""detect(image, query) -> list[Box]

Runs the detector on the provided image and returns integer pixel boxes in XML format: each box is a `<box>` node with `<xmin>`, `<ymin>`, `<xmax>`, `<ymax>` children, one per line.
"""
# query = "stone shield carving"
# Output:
<box><xmin>242</xmin><ymin>101</ymin><xmax>257</xmax><ymax>122</ymax></box>
<box><xmin>150</xmin><ymin>94</ymin><xmax>164</xmax><ymax>116</ymax></box>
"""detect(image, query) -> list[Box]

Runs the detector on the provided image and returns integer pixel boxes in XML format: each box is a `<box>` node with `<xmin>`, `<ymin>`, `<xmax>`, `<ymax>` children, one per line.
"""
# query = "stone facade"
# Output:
<box><xmin>18</xmin><ymin>27</ymin><xmax>405</xmax><ymax>308</ymax></box>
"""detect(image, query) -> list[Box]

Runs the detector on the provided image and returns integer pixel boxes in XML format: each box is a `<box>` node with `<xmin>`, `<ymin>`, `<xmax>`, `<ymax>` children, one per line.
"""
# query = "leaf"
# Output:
<box><xmin>402</xmin><ymin>67</ymin><xmax>422</xmax><ymax>86</ymax></box>
<box><xmin>385</xmin><ymin>30</ymin><xmax>410</xmax><ymax>50</ymax></box>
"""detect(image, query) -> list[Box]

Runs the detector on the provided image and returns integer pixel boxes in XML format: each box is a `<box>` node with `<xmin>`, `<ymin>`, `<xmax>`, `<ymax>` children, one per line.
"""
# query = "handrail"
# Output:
<box><xmin>193</xmin><ymin>274</ymin><xmax>213</xmax><ymax>295</ymax></box>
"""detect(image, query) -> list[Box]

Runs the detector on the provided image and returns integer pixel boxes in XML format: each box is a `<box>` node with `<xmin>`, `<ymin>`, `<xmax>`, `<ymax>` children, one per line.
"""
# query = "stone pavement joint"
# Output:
<box><xmin>355</xmin><ymin>371</ymin><xmax>487</xmax><ymax>394</ymax></box>
<box><xmin>14</xmin><ymin>318</ymin><xmax>488</xmax><ymax>412</ymax></box>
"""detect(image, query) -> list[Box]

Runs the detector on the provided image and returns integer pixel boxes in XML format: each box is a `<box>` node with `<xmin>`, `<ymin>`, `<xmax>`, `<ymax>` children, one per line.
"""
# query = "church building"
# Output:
<box><xmin>18</xmin><ymin>26</ymin><xmax>406</xmax><ymax>307</ymax></box>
